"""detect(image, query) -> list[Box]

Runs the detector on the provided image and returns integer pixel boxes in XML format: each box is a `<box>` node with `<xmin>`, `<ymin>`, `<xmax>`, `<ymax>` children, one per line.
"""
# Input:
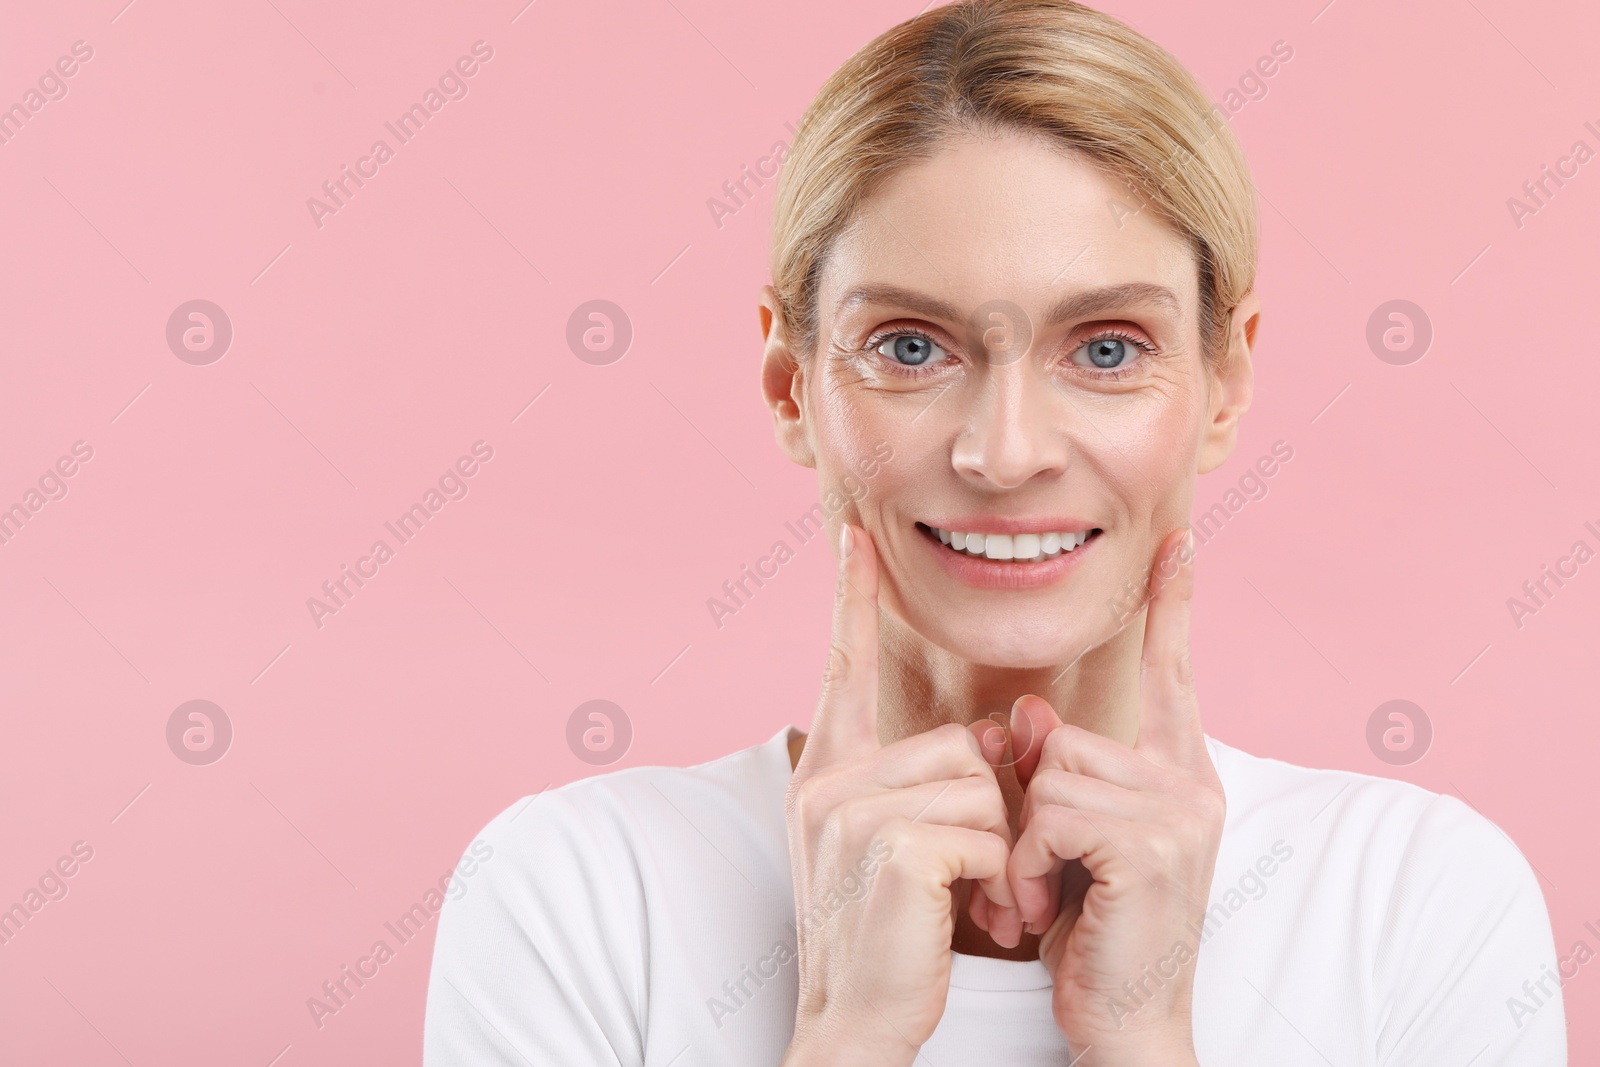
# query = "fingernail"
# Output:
<box><xmin>839</xmin><ymin>524</ymin><xmax>854</xmax><ymax>559</ymax></box>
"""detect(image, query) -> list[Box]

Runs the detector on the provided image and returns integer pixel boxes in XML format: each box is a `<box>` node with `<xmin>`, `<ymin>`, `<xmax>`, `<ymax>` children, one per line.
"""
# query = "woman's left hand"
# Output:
<box><xmin>1006</xmin><ymin>527</ymin><xmax>1223</xmax><ymax>1065</ymax></box>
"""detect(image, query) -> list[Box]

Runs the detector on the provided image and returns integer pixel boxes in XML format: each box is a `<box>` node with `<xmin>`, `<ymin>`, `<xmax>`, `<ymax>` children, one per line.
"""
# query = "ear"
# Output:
<box><xmin>1197</xmin><ymin>289</ymin><xmax>1259</xmax><ymax>475</ymax></box>
<box><xmin>759</xmin><ymin>284</ymin><xmax>816</xmax><ymax>468</ymax></box>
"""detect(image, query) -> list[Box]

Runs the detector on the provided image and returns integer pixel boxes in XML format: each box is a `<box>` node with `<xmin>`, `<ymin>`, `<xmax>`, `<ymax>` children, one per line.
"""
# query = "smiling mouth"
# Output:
<box><xmin>915</xmin><ymin>522</ymin><xmax>1102</xmax><ymax>563</ymax></box>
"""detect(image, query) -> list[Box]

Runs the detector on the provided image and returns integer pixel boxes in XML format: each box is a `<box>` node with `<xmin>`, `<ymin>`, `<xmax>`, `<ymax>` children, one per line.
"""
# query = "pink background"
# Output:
<box><xmin>2</xmin><ymin>0</ymin><xmax>1596</xmax><ymax>1062</ymax></box>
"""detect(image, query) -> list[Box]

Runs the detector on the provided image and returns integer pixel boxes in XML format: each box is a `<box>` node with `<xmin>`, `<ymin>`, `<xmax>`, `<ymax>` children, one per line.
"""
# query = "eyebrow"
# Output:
<box><xmin>834</xmin><ymin>281</ymin><xmax>1182</xmax><ymax>327</ymax></box>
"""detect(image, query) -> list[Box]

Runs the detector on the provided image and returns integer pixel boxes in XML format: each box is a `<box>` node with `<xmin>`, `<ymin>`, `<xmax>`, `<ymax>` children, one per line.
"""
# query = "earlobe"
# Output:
<box><xmin>758</xmin><ymin>284</ymin><xmax>816</xmax><ymax>468</ymax></box>
<box><xmin>1196</xmin><ymin>292</ymin><xmax>1259</xmax><ymax>475</ymax></box>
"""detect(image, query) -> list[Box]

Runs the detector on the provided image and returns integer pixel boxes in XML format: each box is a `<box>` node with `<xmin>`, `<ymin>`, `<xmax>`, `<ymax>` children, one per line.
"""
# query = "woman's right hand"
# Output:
<box><xmin>781</xmin><ymin>523</ymin><xmax>1023</xmax><ymax>1067</ymax></box>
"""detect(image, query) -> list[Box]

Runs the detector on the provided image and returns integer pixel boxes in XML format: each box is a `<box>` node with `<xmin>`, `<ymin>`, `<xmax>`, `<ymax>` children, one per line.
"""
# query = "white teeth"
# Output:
<box><xmin>928</xmin><ymin>526</ymin><xmax>1094</xmax><ymax>562</ymax></box>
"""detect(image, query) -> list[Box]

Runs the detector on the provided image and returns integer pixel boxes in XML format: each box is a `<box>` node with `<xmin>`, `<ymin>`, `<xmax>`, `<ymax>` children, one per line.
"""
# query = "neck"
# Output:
<box><xmin>783</xmin><ymin>616</ymin><xmax>1152</xmax><ymax>962</ymax></box>
<box><xmin>877</xmin><ymin>613</ymin><xmax>1147</xmax><ymax>962</ymax></box>
<box><xmin>875</xmin><ymin>612</ymin><xmax>1145</xmax><ymax>750</ymax></box>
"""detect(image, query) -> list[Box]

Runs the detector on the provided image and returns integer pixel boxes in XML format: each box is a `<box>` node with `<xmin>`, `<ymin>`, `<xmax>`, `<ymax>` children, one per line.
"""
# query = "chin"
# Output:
<box><xmin>913</xmin><ymin>612</ymin><xmax>1104</xmax><ymax>672</ymax></box>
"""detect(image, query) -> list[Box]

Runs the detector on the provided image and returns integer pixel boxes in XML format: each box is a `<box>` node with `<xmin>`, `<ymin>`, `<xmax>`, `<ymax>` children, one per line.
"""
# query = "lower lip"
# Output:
<box><xmin>918</xmin><ymin>525</ymin><xmax>1100</xmax><ymax>590</ymax></box>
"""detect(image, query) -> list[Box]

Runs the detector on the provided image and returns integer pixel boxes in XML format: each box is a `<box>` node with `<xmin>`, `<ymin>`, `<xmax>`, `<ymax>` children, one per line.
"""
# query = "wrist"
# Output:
<box><xmin>782</xmin><ymin>1038</ymin><xmax>914</xmax><ymax>1067</ymax></box>
<box><xmin>1069</xmin><ymin>1038</ymin><xmax>1198</xmax><ymax>1067</ymax></box>
<box><xmin>1063</xmin><ymin>993</ymin><xmax>1198</xmax><ymax>1066</ymax></box>
<box><xmin>784</xmin><ymin>1015</ymin><xmax>917</xmax><ymax>1067</ymax></box>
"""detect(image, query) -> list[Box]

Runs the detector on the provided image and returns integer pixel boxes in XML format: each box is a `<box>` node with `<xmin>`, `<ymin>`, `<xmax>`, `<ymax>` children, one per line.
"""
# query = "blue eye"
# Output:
<box><xmin>875</xmin><ymin>331</ymin><xmax>947</xmax><ymax>368</ymax></box>
<box><xmin>1071</xmin><ymin>333</ymin><xmax>1152</xmax><ymax>373</ymax></box>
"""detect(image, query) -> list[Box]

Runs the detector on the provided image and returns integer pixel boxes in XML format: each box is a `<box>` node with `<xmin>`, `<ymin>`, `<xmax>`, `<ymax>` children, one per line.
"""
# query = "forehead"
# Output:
<box><xmin>818</xmin><ymin>130</ymin><xmax>1199</xmax><ymax>327</ymax></box>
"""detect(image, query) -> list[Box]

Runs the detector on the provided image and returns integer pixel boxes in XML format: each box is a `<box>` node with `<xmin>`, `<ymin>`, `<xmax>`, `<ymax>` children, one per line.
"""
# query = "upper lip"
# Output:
<box><xmin>921</xmin><ymin>517</ymin><xmax>1100</xmax><ymax>535</ymax></box>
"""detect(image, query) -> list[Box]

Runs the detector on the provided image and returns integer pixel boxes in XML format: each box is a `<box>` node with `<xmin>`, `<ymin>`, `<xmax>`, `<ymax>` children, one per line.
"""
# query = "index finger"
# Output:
<box><xmin>1134</xmin><ymin>525</ymin><xmax>1206</xmax><ymax>769</ymax></box>
<box><xmin>797</xmin><ymin>522</ymin><xmax>882</xmax><ymax>772</ymax></box>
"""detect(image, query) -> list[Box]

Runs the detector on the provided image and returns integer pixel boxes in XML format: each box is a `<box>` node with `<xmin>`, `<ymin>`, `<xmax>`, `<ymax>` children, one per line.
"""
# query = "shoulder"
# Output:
<box><xmin>1200</xmin><ymin>736</ymin><xmax>1565</xmax><ymax>1059</ymax></box>
<box><xmin>437</xmin><ymin>725</ymin><xmax>795</xmax><ymax>933</ymax></box>
<box><xmin>1205</xmin><ymin>733</ymin><xmax>1438</xmax><ymax>826</ymax></box>
<box><xmin>479</xmin><ymin>724</ymin><xmax>794</xmax><ymax>864</ymax></box>
<box><xmin>1206</xmin><ymin>734</ymin><xmax>1507</xmax><ymax>857</ymax></box>
<box><xmin>423</xmin><ymin>727</ymin><xmax>798</xmax><ymax>1064</ymax></box>
<box><xmin>1204</xmin><ymin>734</ymin><xmax>1544</xmax><ymax>900</ymax></box>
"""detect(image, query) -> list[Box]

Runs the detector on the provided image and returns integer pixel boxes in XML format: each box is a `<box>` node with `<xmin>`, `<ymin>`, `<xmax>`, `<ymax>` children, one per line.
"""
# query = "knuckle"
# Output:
<box><xmin>1173</xmin><ymin>647</ymin><xmax>1196</xmax><ymax>690</ymax></box>
<box><xmin>874</xmin><ymin>816</ymin><xmax>918</xmax><ymax>862</ymax></box>
<box><xmin>1173</xmin><ymin>778</ymin><xmax>1225</xmax><ymax>828</ymax></box>
<box><xmin>1039</xmin><ymin>724</ymin><xmax>1077</xmax><ymax>768</ymax></box>
<box><xmin>937</xmin><ymin>720</ymin><xmax>983</xmax><ymax>761</ymax></box>
<box><xmin>832</xmin><ymin>796</ymin><xmax>876</xmax><ymax>843</ymax></box>
<box><xmin>1150</xmin><ymin>806</ymin><xmax>1216</xmax><ymax>870</ymax></box>
<box><xmin>820</xmin><ymin>644</ymin><xmax>852</xmax><ymax>690</ymax></box>
<box><xmin>979</xmin><ymin>790</ymin><xmax>1004</xmax><ymax>838</ymax></box>
<box><xmin>950</xmin><ymin>776</ymin><xmax>1004</xmax><ymax>827</ymax></box>
<box><xmin>971</xmin><ymin>834</ymin><xmax>1006</xmax><ymax>874</ymax></box>
<box><xmin>786</xmin><ymin>773</ymin><xmax>833</xmax><ymax>827</ymax></box>
<box><xmin>783</xmin><ymin>775</ymin><xmax>805</xmax><ymax>817</ymax></box>
<box><xmin>1146</xmin><ymin>829</ymin><xmax>1183</xmax><ymax>870</ymax></box>
<box><xmin>1182</xmin><ymin>820</ymin><xmax>1214</xmax><ymax>858</ymax></box>
<box><xmin>1035</xmin><ymin>768</ymin><xmax>1078</xmax><ymax>810</ymax></box>
<box><xmin>1031</xmin><ymin>803</ymin><xmax>1075</xmax><ymax>836</ymax></box>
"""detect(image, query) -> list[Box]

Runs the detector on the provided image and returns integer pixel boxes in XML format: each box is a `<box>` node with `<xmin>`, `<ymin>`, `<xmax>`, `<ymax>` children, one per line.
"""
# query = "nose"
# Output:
<box><xmin>949</xmin><ymin>362</ymin><xmax>1071</xmax><ymax>490</ymax></box>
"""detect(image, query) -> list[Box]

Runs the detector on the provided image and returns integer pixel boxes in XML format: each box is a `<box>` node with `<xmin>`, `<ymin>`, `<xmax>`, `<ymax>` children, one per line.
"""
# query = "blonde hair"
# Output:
<box><xmin>769</xmin><ymin>0</ymin><xmax>1258</xmax><ymax>366</ymax></box>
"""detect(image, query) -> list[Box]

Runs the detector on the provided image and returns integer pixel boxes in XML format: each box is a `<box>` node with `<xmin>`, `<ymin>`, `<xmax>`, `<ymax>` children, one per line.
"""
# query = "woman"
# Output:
<box><xmin>423</xmin><ymin>1</ymin><xmax>1566</xmax><ymax>1063</ymax></box>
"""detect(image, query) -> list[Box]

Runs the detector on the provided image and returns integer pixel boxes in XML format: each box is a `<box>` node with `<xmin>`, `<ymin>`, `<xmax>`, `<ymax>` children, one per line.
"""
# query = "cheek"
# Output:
<box><xmin>808</xmin><ymin>378</ymin><xmax>901</xmax><ymax>478</ymax></box>
<box><xmin>1081</xmin><ymin>389</ymin><xmax>1204</xmax><ymax>515</ymax></box>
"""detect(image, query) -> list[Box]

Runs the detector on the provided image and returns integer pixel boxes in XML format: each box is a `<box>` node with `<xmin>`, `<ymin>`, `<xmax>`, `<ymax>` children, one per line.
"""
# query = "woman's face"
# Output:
<box><xmin>761</xmin><ymin>129</ymin><xmax>1255</xmax><ymax>669</ymax></box>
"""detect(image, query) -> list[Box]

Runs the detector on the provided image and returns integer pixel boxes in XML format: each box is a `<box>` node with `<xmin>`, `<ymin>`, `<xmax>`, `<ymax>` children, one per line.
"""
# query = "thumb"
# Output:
<box><xmin>967</xmin><ymin>717</ymin><xmax>1024</xmax><ymax>949</ymax></box>
<box><xmin>970</xmin><ymin>716</ymin><xmax>1008</xmax><ymax>768</ymax></box>
<box><xmin>1008</xmin><ymin>694</ymin><xmax>1064</xmax><ymax>786</ymax></box>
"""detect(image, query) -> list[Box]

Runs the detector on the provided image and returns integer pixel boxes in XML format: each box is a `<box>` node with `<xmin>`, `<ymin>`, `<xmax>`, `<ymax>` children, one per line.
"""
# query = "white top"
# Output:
<box><xmin>423</xmin><ymin>726</ymin><xmax>1567</xmax><ymax>1065</ymax></box>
